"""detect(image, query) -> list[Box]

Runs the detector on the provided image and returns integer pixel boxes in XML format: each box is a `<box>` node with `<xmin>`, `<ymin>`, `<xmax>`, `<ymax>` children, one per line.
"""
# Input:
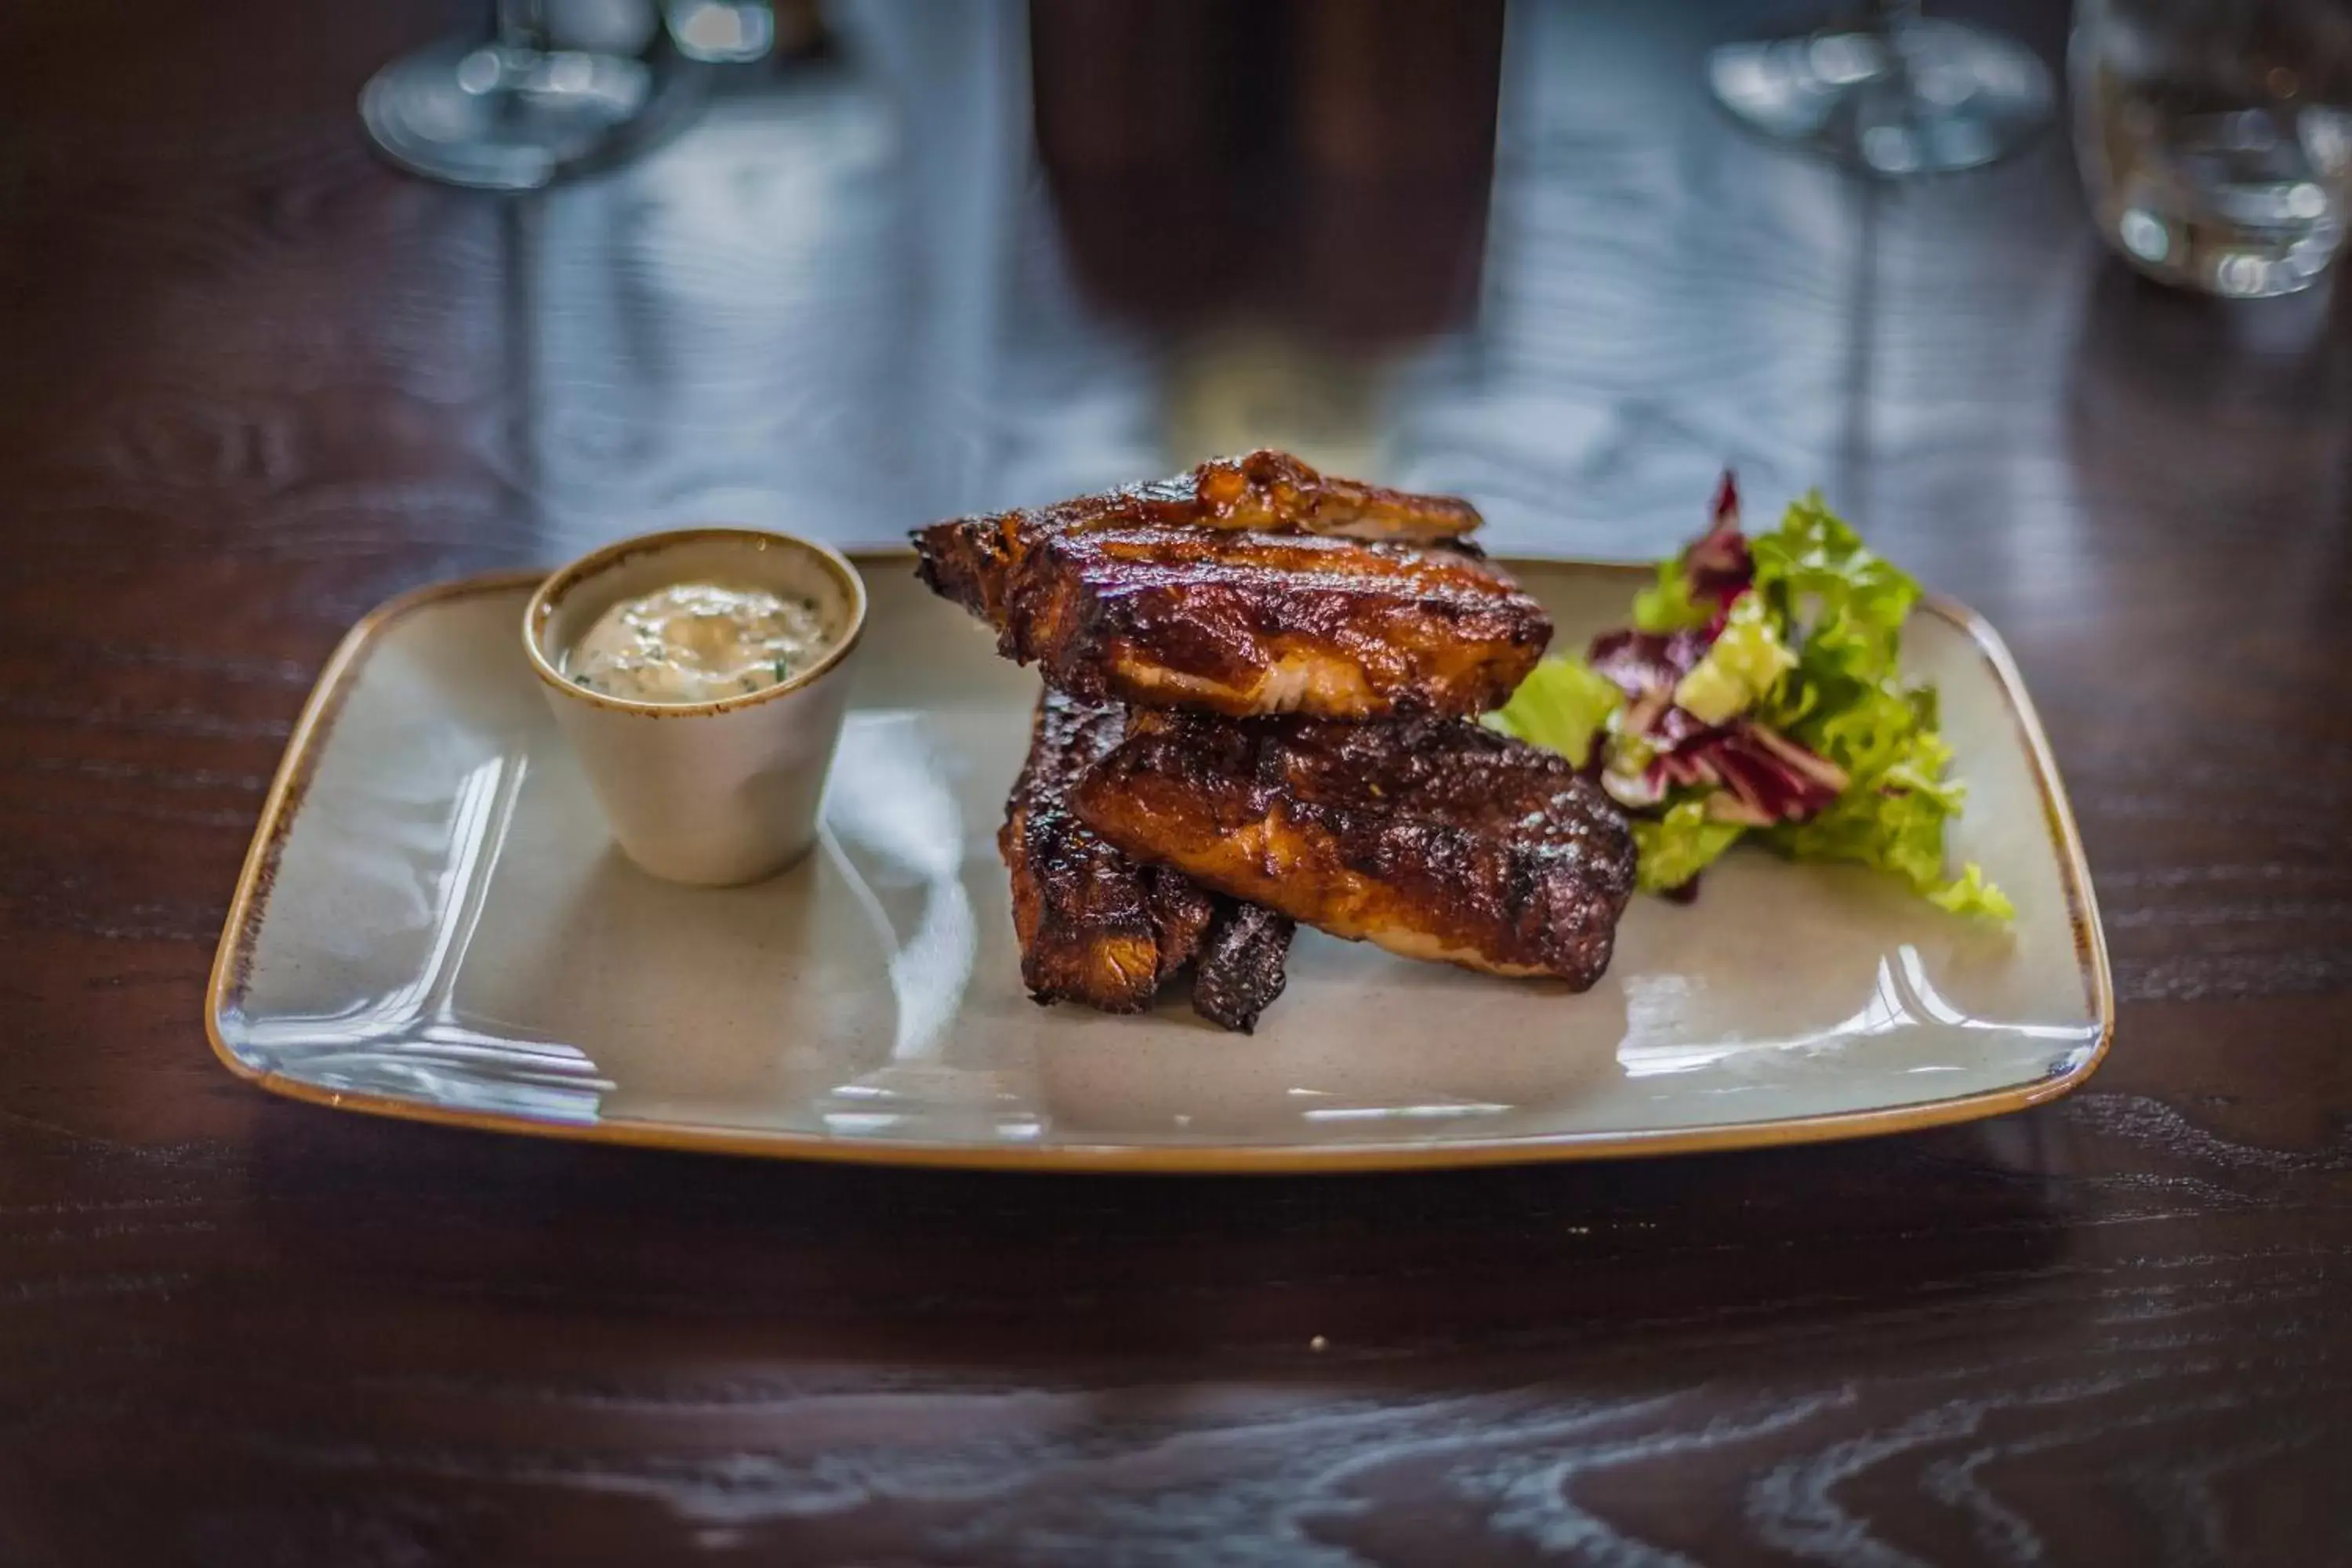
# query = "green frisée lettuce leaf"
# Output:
<box><xmin>1483</xmin><ymin>656</ymin><xmax>1621</xmax><ymax>768</ymax></box>
<box><xmin>1632</xmin><ymin>556</ymin><xmax>1713</xmax><ymax>633</ymax></box>
<box><xmin>1928</xmin><ymin>863</ymin><xmax>2014</xmax><ymax>920</ymax></box>
<box><xmin>1758</xmin><ymin>686</ymin><xmax>2013</xmax><ymax>919</ymax></box>
<box><xmin>1751</xmin><ymin>492</ymin><xmax>1918</xmax><ymax>726</ymax></box>
<box><xmin>1632</xmin><ymin>799</ymin><xmax>1748</xmax><ymax>895</ymax></box>
<box><xmin>1490</xmin><ymin>481</ymin><xmax>2009</xmax><ymax>920</ymax></box>
<box><xmin>1748</xmin><ymin>506</ymin><xmax>2008</xmax><ymax>918</ymax></box>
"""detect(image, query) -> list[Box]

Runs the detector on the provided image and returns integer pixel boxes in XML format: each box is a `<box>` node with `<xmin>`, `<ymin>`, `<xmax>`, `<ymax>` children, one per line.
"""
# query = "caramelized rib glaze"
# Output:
<box><xmin>1074</xmin><ymin>715</ymin><xmax>1635</xmax><ymax>987</ymax></box>
<box><xmin>1002</xmin><ymin>690</ymin><xmax>1294</xmax><ymax>1028</ymax></box>
<box><xmin>915</xmin><ymin>451</ymin><xmax>1543</xmax><ymax>720</ymax></box>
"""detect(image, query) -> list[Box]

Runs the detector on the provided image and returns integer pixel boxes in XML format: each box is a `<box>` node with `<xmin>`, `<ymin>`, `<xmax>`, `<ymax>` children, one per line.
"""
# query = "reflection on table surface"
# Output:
<box><xmin>505</xmin><ymin>0</ymin><xmax>2256</xmax><ymax>586</ymax></box>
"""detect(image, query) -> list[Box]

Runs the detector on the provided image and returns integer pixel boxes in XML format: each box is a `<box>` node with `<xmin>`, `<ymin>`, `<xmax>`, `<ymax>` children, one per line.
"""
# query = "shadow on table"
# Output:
<box><xmin>241</xmin><ymin>1104</ymin><xmax>2070</xmax><ymax>1377</ymax></box>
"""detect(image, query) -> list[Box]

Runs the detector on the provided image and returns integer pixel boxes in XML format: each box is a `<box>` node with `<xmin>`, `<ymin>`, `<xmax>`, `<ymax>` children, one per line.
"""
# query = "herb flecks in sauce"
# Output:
<box><xmin>566</xmin><ymin>583</ymin><xmax>835</xmax><ymax>706</ymax></box>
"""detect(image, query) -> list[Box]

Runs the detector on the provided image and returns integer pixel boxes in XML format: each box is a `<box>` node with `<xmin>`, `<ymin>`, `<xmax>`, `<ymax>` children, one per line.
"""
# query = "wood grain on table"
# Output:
<box><xmin>2</xmin><ymin>0</ymin><xmax>2349</xmax><ymax>1563</ymax></box>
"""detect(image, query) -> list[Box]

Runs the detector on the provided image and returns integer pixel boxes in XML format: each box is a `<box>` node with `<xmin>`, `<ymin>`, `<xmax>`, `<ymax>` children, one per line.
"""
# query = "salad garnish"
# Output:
<box><xmin>1489</xmin><ymin>474</ymin><xmax>2012</xmax><ymax>920</ymax></box>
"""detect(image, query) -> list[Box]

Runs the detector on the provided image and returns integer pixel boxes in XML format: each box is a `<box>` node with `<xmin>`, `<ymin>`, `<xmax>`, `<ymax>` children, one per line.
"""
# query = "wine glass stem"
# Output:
<box><xmin>496</xmin><ymin>0</ymin><xmax>550</xmax><ymax>52</ymax></box>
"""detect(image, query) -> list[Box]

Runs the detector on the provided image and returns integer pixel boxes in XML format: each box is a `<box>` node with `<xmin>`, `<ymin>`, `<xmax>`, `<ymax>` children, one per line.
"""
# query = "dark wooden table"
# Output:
<box><xmin>5</xmin><ymin>1</ymin><xmax>2350</xmax><ymax>1562</ymax></box>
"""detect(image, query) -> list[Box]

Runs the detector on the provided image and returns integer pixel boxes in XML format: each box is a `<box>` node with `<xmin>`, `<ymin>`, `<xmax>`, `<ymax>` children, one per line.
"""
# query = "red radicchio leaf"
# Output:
<box><xmin>1744</xmin><ymin>722</ymin><xmax>1853</xmax><ymax>794</ymax></box>
<box><xmin>1606</xmin><ymin>714</ymin><xmax>1849</xmax><ymax>825</ymax></box>
<box><xmin>1650</xmin><ymin>702</ymin><xmax>1716</xmax><ymax>751</ymax></box>
<box><xmin>1588</xmin><ymin>628</ymin><xmax>1711</xmax><ymax>702</ymax></box>
<box><xmin>1587</xmin><ymin>504</ymin><xmax>1843</xmax><ymax>832</ymax></box>
<box><xmin>1702</xmin><ymin>721</ymin><xmax>1846</xmax><ymax>824</ymax></box>
<box><xmin>1685</xmin><ymin>469</ymin><xmax>1756</xmax><ymax>612</ymax></box>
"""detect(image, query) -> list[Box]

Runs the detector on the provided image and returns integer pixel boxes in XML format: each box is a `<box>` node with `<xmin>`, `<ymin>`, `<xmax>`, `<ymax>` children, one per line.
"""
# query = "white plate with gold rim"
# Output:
<box><xmin>206</xmin><ymin>554</ymin><xmax>2110</xmax><ymax>1172</ymax></box>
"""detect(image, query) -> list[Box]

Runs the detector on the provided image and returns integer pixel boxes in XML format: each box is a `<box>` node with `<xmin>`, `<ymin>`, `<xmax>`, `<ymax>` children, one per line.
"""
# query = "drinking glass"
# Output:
<box><xmin>363</xmin><ymin>0</ymin><xmax>699</xmax><ymax>190</ymax></box>
<box><xmin>2073</xmin><ymin>0</ymin><xmax>2352</xmax><ymax>296</ymax></box>
<box><xmin>666</xmin><ymin>0</ymin><xmax>776</xmax><ymax>64</ymax></box>
<box><xmin>1708</xmin><ymin>0</ymin><xmax>2053</xmax><ymax>176</ymax></box>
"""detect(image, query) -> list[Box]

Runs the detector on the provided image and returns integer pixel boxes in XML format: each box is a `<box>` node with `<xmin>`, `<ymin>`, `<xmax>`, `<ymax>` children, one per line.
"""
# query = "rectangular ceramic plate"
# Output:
<box><xmin>208</xmin><ymin>555</ymin><xmax>2111</xmax><ymax>1171</ymax></box>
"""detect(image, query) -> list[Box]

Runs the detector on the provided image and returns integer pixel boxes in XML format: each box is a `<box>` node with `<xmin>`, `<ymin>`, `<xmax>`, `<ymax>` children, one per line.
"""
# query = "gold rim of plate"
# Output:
<box><xmin>204</xmin><ymin>554</ymin><xmax>2114</xmax><ymax>1174</ymax></box>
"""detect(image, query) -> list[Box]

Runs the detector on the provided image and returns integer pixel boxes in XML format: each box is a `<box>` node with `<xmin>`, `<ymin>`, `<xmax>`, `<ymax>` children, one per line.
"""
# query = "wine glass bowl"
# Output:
<box><xmin>361</xmin><ymin>0</ymin><xmax>709</xmax><ymax>191</ymax></box>
<box><xmin>1708</xmin><ymin>4</ymin><xmax>2054</xmax><ymax>176</ymax></box>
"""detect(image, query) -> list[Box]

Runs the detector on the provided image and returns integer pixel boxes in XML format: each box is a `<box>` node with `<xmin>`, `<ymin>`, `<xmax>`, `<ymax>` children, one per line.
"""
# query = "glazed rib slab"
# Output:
<box><xmin>1073</xmin><ymin>713</ymin><xmax>1636</xmax><ymax>987</ymax></box>
<box><xmin>1001</xmin><ymin>690</ymin><xmax>1294</xmax><ymax>1030</ymax></box>
<box><xmin>915</xmin><ymin>451</ymin><xmax>1548</xmax><ymax>720</ymax></box>
<box><xmin>1190</xmin><ymin>900</ymin><xmax>1294</xmax><ymax>1035</ymax></box>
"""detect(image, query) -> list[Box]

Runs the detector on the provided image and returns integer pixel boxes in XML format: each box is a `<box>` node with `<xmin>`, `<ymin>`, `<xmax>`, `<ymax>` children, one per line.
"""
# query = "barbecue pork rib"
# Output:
<box><xmin>1183</xmin><ymin>448</ymin><xmax>1484</xmax><ymax>541</ymax></box>
<box><xmin>913</xmin><ymin>448</ymin><xmax>1476</xmax><ymax>634</ymax></box>
<box><xmin>1073</xmin><ymin>714</ymin><xmax>1636</xmax><ymax>986</ymax></box>
<box><xmin>1001</xmin><ymin>690</ymin><xmax>1294</xmax><ymax>1028</ymax></box>
<box><xmin>914</xmin><ymin>452</ymin><xmax>1546</xmax><ymax>720</ymax></box>
<box><xmin>1191</xmin><ymin>900</ymin><xmax>1295</xmax><ymax>1034</ymax></box>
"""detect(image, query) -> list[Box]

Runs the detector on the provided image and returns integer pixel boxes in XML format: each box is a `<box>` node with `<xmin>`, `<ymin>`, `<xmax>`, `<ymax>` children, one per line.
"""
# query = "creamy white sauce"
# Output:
<box><xmin>566</xmin><ymin>582</ymin><xmax>836</xmax><ymax>704</ymax></box>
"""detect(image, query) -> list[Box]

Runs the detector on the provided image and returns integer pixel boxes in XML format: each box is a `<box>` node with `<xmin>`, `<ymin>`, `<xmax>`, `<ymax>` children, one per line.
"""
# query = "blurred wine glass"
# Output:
<box><xmin>1708</xmin><ymin>0</ymin><xmax>2053</xmax><ymax>176</ymax></box>
<box><xmin>362</xmin><ymin>0</ymin><xmax>706</xmax><ymax>190</ymax></box>
<box><xmin>2074</xmin><ymin>0</ymin><xmax>2352</xmax><ymax>297</ymax></box>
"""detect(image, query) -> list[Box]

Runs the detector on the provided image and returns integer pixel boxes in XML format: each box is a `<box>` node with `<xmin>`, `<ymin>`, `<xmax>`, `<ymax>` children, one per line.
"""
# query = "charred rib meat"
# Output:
<box><xmin>1073</xmin><ymin>714</ymin><xmax>1635</xmax><ymax>987</ymax></box>
<box><xmin>1001</xmin><ymin>690</ymin><xmax>1293</xmax><ymax>1027</ymax></box>
<box><xmin>915</xmin><ymin>452</ymin><xmax>1545</xmax><ymax>720</ymax></box>
<box><xmin>1191</xmin><ymin>901</ymin><xmax>1296</xmax><ymax>1035</ymax></box>
<box><xmin>1001</xmin><ymin>691</ymin><xmax>1211</xmax><ymax>1012</ymax></box>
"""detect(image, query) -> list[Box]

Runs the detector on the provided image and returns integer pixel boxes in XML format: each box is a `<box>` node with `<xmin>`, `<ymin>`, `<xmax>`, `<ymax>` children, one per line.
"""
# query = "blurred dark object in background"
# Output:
<box><xmin>1029</xmin><ymin>0</ymin><xmax>1506</xmax><ymax>345</ymax></box>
